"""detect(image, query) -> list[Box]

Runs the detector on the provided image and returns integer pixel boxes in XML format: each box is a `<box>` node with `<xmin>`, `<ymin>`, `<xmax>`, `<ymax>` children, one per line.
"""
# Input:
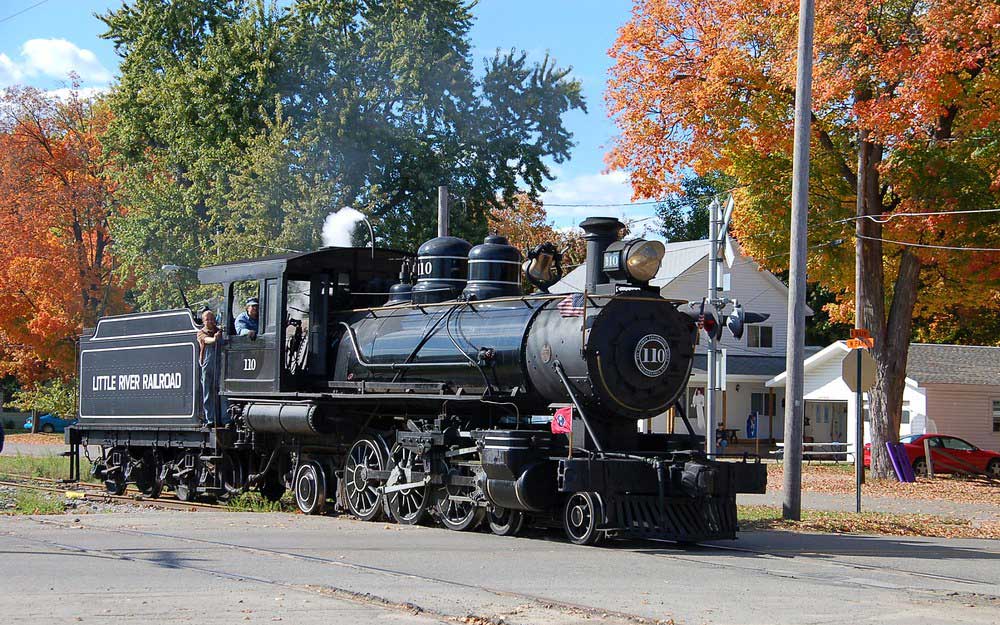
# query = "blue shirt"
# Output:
<box><xmin>235</xmin><ymin>312</ymin><xmax>259</xmax><ymax>335</ymax></box>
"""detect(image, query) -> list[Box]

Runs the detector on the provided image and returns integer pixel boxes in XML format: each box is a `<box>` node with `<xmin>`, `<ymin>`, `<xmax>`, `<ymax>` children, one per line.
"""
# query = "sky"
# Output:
<box><xmin>0</xmin><ymin>0</ymin><xmax>656</xmax><ymax>231</ymax></box>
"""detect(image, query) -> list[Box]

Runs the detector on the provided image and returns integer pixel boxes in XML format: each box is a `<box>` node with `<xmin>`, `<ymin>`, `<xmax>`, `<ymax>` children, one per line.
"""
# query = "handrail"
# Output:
<box><xmin>338</xmin><ymin>321</ymin><xmax>474</xmax><ymax>370</ymax></box>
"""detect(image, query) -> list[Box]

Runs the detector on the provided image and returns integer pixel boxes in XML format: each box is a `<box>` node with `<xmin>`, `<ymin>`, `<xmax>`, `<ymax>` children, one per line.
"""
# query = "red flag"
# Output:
<box><xmin>551</xmin><ymin>406</ymin><xmax>573</xmax><ymax>435</ymax></box>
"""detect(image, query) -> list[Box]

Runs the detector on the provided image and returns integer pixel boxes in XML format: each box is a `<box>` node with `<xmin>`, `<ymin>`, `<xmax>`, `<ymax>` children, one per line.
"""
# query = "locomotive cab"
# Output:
<box><xmin>197</xmin><ymin>247</ymin><xmax>412</xmax><ymax>396</ymax></box>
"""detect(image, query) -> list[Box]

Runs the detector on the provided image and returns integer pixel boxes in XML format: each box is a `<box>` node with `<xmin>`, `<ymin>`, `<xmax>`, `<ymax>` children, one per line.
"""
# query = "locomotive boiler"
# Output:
<box><xmin>68</xmin><ymin>215</ymin><xmax>766</xmax><ymax>545</ymax></box>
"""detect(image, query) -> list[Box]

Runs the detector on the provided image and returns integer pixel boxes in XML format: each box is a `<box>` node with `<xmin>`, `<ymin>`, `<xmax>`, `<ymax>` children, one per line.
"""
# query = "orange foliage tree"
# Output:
<box><xmin>487</xmin><ymin>194</ymin><xmax>586</xmax><ymax>288</ymax></box>
<box><xmin>608</xmin><ymin>1</ymin><xmax>1000</xmax><ymax>477</ymax></box>
<box><xmin>0</xmin><ymin>87</ymin><xmax>127</xmax><ymax>383</ymax></box>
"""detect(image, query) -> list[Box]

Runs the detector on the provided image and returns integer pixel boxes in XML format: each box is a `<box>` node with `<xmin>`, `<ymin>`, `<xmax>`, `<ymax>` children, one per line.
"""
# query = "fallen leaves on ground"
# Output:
<box><xmin>3</xmin><ymin>433</ymin><xmax>65</xmax><ymax>445</ymax></box>
<box><xmin>766</xmin><ymin>464</ymin><xmax>999</xmax><ymax>506</ymax></box>
<box><xmin>739</xmin><ymin>505</ymin><xmax>1000</xmax><ymax>539</ymax></box>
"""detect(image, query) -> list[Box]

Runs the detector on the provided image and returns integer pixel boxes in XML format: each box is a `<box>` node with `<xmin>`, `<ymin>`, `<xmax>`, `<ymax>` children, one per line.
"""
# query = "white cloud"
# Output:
<box><xmin>0</xmin><ymin>53</ymin><xmax>24</xmax><ymax>86</ymax></box>
<box><xmin>44</xmin><ymin>86</ymin><xmax>109</xmax><ymax>102</ymax></box>
<box><xmin>540</xmin><ymin>168</ymin><xmax>667</xmax><ymax>241</ymax></box>
<box><xmin>21</xmin><ymin>39</ymin><xmax>111</xmax><ymax>83</ymax></box>
<box><xmin>0</xmin><ymin>39</ymin><xmax>111</xmax><ymax>88</ymax></box>
<box><xmin>541</xmin><ymin>169</ymin><xmax>634</xmax><ymax>215</ymax></box>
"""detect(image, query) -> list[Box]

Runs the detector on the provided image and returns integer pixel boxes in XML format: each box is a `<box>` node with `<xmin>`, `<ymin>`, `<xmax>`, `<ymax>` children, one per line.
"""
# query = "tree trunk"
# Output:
<box><xmin>857</xmin><ymin>138</ymin><xmax>922</xmax><ymax>479</ymax></box>
<box><xmin>30</xmin><ymin>408</ymin><xmax>39</xmax><ymax>434</ymax></box>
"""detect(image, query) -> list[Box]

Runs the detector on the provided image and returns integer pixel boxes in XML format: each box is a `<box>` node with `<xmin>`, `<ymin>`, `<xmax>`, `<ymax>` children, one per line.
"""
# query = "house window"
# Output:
<box><xmin>747</xmin><ymin>325</ymin><xmax>773</xmax><ymax>348</ymax></box>
<box><xmin>751</xmin><ymin>392</ymin><xmax>775</xmax><ymax>416</ymax></box>
<box><xmin>993</xmin><ymin>399</ymin><xmax>1000</xmax><ymax>433</ymax></box>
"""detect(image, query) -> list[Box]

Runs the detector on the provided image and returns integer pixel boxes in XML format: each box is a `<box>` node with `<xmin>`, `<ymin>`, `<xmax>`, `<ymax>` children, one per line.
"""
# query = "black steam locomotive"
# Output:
<box><xmin>68</xmin><ymin>216</ymin><xmax>766</xmax><ymax>545</ymax></box>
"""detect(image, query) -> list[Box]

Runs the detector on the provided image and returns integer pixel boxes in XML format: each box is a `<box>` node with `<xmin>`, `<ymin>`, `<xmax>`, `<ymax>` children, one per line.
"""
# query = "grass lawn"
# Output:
<box><xmin>0</xmin><ymin>454</ymin><xmax>94</xmax><ymax>482</ymax></box>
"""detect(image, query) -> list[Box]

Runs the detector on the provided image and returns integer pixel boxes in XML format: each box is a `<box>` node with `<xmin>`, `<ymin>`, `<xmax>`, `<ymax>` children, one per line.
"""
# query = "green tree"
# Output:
<box><xmin>101</xmin><ymin>0</ymin><xmax>584</xmax><ymax>310</ymax></box>
<box><xmin>657</xmin><ymin>172</ymin><xmax>734</xmax><ymax>242</ymax></box>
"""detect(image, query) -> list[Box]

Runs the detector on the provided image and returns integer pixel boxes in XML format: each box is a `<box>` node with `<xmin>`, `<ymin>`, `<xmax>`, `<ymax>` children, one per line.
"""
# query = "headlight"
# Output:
<box><xmin>624</xmin><ymin>240</ymin><xmax>665</xmax><ymax>282</ymax></box>
<box><xmin>602</xmin><ymin>238</ymin><xmax>665</xmax><ymax>284</ymax></box>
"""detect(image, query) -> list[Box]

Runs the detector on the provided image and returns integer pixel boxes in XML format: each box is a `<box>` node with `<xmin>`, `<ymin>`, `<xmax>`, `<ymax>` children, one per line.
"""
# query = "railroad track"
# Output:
<box><xmin>0</xmin><ymin>474</ymin><xmax>229</xmax><ymax>512</ymax></box>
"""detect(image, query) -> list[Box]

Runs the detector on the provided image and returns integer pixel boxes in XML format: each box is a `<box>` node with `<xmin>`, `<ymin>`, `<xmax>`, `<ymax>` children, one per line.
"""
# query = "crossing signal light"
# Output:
<box><xmin>727</xmin><ymin>304</ymin><xmax>770</xmax><ymax>340</ymax></box>
<box><xmin>697</xmin><ymin>300</ymin><xmax>725</xmax><ymax>342</ymax></box>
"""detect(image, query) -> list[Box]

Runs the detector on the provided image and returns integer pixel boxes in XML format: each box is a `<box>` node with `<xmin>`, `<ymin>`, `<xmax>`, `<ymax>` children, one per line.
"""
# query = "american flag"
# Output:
<box><xmin>557</xmin><ymin>293</ymin><xmax>586</xmax><ymax>317</ymax></box>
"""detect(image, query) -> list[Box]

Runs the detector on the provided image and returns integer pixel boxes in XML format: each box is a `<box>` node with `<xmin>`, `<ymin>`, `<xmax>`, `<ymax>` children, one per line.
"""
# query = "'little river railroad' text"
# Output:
<box><xmin>92</xmin><ymin>373</ymin><xmax>183</xmax><ymax>392</ymax></box>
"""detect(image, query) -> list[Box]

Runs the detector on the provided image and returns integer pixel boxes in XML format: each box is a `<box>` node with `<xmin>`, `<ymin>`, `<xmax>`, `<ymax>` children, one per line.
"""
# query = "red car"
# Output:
<box><xmin>864</xmin><ymin>434</ymin><xmax>1000</xmax><ymax>477</ymax></box>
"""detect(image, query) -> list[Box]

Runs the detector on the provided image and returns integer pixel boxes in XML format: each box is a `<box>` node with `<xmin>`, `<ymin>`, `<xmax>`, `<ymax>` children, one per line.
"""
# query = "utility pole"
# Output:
<box><xmin>706</xmin><ymin>199</ymin><xmax>720</xmax><ymax>455</ymax></box>
<box><xmin>782</xmin><ymin>0</ymin><xmax>815</xmax><ymax>522</ymax></box>
<box><xmin>855</xmin><ymin>129</ymin><xmax>867</xmax><ymax>490</ymax></box>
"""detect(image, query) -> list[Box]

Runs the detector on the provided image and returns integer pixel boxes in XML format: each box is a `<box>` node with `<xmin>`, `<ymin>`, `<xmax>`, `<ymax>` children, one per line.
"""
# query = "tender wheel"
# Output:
<box><xmin>216</xmin><ymin>454</ymin><xmax>246</xmax><ymax>502</ymax></box>
<box><xmin>434</xmin><ymin>461</ymin><xmax>485</xmax><ymax>531</ymax></box>
<box><xmin>134</xmin><ymin>450</ymin><xmax>162</xmax><ymax>498</ymax></box>
<box><xmin>987</xmin><ymin>459</ymin><xmax>1000</xmax><ymax>479</ymax></box>
<box><xmin>103</xmin><ymin>447</ymin><xmax>128</xmax><ymax>495</ymax></box>
<box><xmin>104</xmin><ymin>477</ymin><xmax>127</xmax><ymax>496</ymax></box>
<box><xmin>294</xmin><ymin>461</ymin><xmax>327</xmax><ymax>515</ymax></box>
<box><xmin>385</xmin><ymin>444</ymin><xmax>430</xmax><ymax>525</ymax></box>
<box><xmin>174</xmin><ymin>481</ymin><xmax>197</xmax><ymax>502</ymax></box>
<box><xmin>912</xmin><ymin>457</ymin><xmax>928</xmax><ymax>477</ymax></box>
<box><xmin>563</xmin><ymin>492</ymin><xmax>605</xmax><ymax>546</ymax></box>
<box><xmin>345</xmin><ymin>435</ymin><xmax>389</xmax><ymax>521</ymax></box>
<box><xmin>488</xmin><ymin>507</ymin><xmax>525</xmax><ymax>537</ymax></box>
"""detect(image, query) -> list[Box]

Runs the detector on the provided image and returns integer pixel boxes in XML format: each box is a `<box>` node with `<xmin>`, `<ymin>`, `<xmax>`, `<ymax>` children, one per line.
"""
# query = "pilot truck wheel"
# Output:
<box><xmin>563</xmin><ymin>492</ymin><xmax>605</xmax><ymax>546</ymax></box>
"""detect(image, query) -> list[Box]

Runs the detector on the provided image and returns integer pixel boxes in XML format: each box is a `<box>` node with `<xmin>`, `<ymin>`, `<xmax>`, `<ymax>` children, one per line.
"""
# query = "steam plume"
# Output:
<box><xmin>322</xmin><ymin>207</ymin><xmax>367</xmax><ymax>247</ymax></box>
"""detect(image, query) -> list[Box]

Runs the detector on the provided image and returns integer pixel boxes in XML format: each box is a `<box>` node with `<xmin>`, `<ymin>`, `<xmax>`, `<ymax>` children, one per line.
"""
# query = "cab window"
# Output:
<box><xmin>231</xmin><ymin>280</ymin><xmax>261</xmax><ymax>335</ymax></box>
<box><xmin>265</xmin><ymin>279</ymin><xmax>279</xmax><ymax>335</ymax></box>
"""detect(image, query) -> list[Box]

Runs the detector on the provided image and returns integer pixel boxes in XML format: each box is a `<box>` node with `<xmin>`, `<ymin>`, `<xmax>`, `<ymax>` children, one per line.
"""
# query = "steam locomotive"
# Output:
<box><xmin>68</xmin><ymin>216</ymin><xmax>766</xmax><ymax>545</ymax></box>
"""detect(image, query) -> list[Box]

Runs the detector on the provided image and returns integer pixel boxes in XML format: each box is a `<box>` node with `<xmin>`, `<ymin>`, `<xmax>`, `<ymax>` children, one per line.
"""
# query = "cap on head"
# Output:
<box><xmin>245</xmin><ymin>297</ymin><xmax>259</xmax><ymax>307</ymax></box>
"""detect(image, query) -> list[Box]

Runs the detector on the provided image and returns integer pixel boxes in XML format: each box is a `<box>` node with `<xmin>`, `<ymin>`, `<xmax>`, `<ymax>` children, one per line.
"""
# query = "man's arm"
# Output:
<box><xmin>234</xmin><ymin>314</ymin><xmax>256</xmax><ymax>337</ymax></box>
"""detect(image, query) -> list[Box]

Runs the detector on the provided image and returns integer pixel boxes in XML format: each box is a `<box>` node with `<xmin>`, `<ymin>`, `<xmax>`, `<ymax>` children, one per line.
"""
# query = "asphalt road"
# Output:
<box><xmin>3</xmin><ymin>510</ymin><xmax>998</xmax><ymax>625</ymax></box>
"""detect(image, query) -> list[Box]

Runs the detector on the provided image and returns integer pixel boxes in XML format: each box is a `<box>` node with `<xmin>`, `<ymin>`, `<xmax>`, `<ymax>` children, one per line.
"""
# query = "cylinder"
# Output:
<box><xmin>579</xmin><ymin>217</ymin><xmax>624</xmax><ymax>291</ymax></box>
<box><xmin>462</xmin><ymin>234</ymin><xmax>522</xmax><ymax>301</ymax></box>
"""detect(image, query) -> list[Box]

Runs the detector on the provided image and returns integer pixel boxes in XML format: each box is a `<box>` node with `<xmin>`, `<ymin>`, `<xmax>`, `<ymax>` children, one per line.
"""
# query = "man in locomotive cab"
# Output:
<box><xmin>197</xmin><ymin>307</ymin><xmax>224</xmax><ymax>425</ymax></box>
<box><xmin>235</xmin><ymin>297</ymin><xmax>260</xmax><ymax>338</ymax></box>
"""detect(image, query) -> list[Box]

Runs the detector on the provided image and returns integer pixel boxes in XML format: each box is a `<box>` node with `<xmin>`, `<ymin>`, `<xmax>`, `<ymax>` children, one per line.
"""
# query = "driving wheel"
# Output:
<box><xmin>488</xmin><ymin>507</ymin><xmax>525</xmax><ymax>537</ymax></box>
<box><xmin>434</xmin><ymin>461</ymin><xmax>484</xmax><ymax>531</ymax></box>
<box><xmin>385</xmin><ymin>444</ymin><xmax>430</xmax><ymax>525</ymax></box>
<box><xmin>344</xmin><ymin>435</ymin><xmax>389</xmax><ymax>521</ymax></box>
<box><xmin>294</xmin><ymin>461</ymin><xmax>327</xmax><ymax>515</ymax></box>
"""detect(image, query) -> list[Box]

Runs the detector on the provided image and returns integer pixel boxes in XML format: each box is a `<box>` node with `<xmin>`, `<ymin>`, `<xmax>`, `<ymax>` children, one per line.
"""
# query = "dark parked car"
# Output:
<box><xmin>864</xmin><ymin>434</ymin><xmax>1000</xmax><ymax>477</ymax></box>
<box><xmin>23</xmin><ymin>413</ymin><xmax>77</xmax><ymax>434</ymax></box>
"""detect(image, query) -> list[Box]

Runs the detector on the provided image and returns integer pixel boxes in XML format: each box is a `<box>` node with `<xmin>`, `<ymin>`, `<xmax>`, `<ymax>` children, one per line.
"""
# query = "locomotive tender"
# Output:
<box><xmin>69</xmin><ymin>216</ymin><xmax>766</xmax><ymax>545</ymax></box>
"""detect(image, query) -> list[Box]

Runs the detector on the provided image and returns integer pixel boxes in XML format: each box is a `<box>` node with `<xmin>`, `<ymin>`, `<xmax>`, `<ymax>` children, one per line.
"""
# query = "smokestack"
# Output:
<box><xmin>579</xmin><ymin>217</ymin><xmax>624</xmax><ymax>292</ymax></box>
<box><xmin>438</xmin><ymin>186</ymin><xmax>449</xmax><ymax>237</ymax></box>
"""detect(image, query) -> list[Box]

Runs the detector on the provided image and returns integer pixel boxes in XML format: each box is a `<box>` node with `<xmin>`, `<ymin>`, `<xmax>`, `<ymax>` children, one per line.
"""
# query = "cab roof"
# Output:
<box><xmin>198</xmin><ymin>246</ymin><xmax>412</xmax><ymax>284</ymax></box>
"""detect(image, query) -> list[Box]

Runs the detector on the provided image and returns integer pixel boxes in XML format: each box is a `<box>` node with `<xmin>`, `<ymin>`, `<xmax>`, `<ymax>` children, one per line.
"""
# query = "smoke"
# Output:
<box><xmin>321</xmin><ymin>207</ymin><xmax>367</xmax><ymax>247</ymax></box>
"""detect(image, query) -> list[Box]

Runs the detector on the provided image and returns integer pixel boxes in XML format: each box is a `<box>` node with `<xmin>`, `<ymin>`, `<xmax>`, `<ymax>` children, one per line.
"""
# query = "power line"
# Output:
<box><xmin>835</xmin><ymin>207</ymin><xmax>1000</xmax><ymax>224</ymax></box>
<box><xmin>856</xmin><ymin>234</ymin><xmax>1000</xmax><ymax>252</ymax></box>
<box><xmin>0</xmin><ymin>0</ymin><xmax>49</xmax><ymax>24</ymax></box>
<box><xmin>543</xmin><ymin>186</ymin><xmax>742</xmax><ymax>208</ymax></box>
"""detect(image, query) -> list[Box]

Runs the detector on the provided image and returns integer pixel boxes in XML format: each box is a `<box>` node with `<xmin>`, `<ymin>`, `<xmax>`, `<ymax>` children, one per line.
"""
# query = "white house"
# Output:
<box><xmin>553</xmin><ymin>239</ymin><xmax>812</xmax><ymax>441</ymax></box>
<box><xmin>766</xmin><ymin>342</ymin><xmax>1000</xmax><ymax>453</ymax></box>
